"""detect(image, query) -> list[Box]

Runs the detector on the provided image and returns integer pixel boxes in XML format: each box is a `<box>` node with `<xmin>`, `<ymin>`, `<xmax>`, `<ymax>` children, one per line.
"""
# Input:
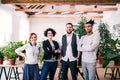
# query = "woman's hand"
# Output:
<box><xmin>57</xmin><ymin>49</ymin><xmax>61</xmax><ymax>53</ymax></box>
<box><xmin>54</xmin><ymin>50</ymin><xmax>58</xmax><ymax>53</ymax></box>
<box><xmin>54</xmin><ymin>49</ymin><xmax>61</xmax><ymax>53</ymax></box>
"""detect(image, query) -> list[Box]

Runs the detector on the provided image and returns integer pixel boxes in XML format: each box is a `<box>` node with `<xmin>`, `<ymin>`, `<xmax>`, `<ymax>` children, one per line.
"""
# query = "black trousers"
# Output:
<box><xmin>61</xmin><ymin>60</ymin><xmax>77</xmax><ymax>80</ymax></box>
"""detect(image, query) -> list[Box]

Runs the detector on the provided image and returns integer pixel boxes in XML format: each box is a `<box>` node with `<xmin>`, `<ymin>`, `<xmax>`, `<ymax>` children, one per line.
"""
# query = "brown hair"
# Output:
<box><xmin>66</xmin><ymin>22</ymin><xmax>73</xmax><ymax>27</ymax></box>
<box><xmin>29</xmin><ymin>33</ymin><xmax>37</xmax><ymax>41</ymax></box>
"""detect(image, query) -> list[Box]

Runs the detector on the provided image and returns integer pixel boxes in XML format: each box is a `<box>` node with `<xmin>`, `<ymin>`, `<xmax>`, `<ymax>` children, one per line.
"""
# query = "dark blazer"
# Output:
<box><xmin>43</xmin><ymin>39</ymin><xmax>60</xmax><ymax>60</ymax></box>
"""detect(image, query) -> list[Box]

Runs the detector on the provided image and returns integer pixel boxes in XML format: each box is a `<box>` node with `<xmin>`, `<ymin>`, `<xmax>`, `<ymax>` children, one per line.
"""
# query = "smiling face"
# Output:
<box><xmin>66</xmin><ymin>24</ymin><xmax>73</xmax><ymax>34</ymax></box>
<box><xmin>30</xmin><ymin>34</ymin><xmax>37</xmax><ymax>43</ymax></box>
<box><xmin>85</xmin><ymin>23</ymin><xmax>93</xmax><ymax>34</ymax></box>
<box><xmin>47</xmin><ymin>31</ymin><xmax>53</xmax><ymax>39</ymax></box>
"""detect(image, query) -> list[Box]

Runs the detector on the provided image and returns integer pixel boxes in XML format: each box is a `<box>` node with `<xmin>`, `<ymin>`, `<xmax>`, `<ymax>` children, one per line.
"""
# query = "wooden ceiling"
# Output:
<box><xmin>14</xmin><ymin>4</ymin><xmax>118</xmax><ymax>18</ymax></box>
<box><xmin>2</xmin><ymin>0</ymin><xmax>120</xmax><ymax>18</ymax></box>
<box><xmin>2</xmin><ymin>0</ymin><xmax>120</xmax><ymax>5</ymax></box>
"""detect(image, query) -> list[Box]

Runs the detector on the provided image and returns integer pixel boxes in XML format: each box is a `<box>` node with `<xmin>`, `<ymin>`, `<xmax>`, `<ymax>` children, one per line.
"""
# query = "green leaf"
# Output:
<box><xmin>103</xmin><ymin>60</ymin><xmax>110</xmax><ymax>68</ymax></box>
<box><xmin>73</xmin><ymin>18</ymin><xmax>87</xmax><ymax>38</ymax></box>
<box><xmin>98</xmin><ymin>22</ymin><xmax>119</xmax><ymax>67</ymax></box>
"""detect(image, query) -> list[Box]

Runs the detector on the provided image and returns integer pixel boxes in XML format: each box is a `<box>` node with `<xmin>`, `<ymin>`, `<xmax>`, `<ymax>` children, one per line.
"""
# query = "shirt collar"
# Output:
<box><xmin>66</xmin><ymin>33</ymin><xmax>73</xmax><ymax>37</ymax></box>
<box><xmin>30</xmin><ymin>42</ymin><xmax>37</xmax><ymax>46</ymax></box>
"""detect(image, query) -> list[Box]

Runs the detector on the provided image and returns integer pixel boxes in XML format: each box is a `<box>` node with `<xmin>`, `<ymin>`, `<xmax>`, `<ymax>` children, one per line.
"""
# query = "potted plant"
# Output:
<box><xmin>1</xmin><ymin>41</ymin><xmax>28</xmax><ymax>65</ymax></box>
<box><xmin>4</xmin><ymin>41</ymin><xmax>19</xmax><ymax>65</ymax></box>
<box><xmin>98</xmin><ymin>23</ymin><xmax>120</xmax><ymax>68</ymax></box>
<box><xmin>0</xmin><ymin>49</ymin><xmax>4</xmax><ymax>64</ymax></box>
<box><xmin>8</xmin><ymin>52</ymin><xmax>18</xmax><ymax>65</ymax></box>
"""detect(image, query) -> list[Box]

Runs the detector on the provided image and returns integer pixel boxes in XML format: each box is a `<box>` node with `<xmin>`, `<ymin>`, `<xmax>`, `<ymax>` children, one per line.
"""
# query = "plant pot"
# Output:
<box><xmin>0</xmin><ymin>58</ymin><xmax>4</xmax><ymax>64</ymax></box>
<box><xmin>115</xmin><ymin>59</ymin><xmax>120</xmax><ymax>66</ymax></box>
<box><xmin>9</xmin><ymin>58</ymin><xmax>16</xmax><ymax>65</ymax></box>
<box><xmin>98</xmin><ymin>55</ymin><xmax>104</xmax><ymax>64</ymax></box>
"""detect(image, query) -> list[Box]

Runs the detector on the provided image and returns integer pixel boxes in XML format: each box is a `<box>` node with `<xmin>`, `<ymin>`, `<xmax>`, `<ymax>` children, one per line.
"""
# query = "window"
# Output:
<box><xmin>0</xmin><ymin>33</ymin><xmax>5</xmax><ymax>46</ymax></box>
<box><xmin>0</xmin><ymin>7</ymin><xmax>12</xmax><ymax>46</ymax></box>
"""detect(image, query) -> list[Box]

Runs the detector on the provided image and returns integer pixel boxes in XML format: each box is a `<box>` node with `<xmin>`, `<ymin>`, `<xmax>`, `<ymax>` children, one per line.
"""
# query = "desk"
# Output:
<box><xmin>97</xmin><ymin>61</ymin><xmax>120</xmax><ymax>80</ymax></box>
<box><xmin>0</xmin><ymin>61</ymin><xmax>24</xmax><ymax>80</ymax></box>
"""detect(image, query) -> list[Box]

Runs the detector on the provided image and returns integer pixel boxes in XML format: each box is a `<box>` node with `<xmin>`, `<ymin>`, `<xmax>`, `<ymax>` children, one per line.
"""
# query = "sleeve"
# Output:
<box><xmin>78</xmin><ymin>36</ymin><xmax>84</xmax><ymax>51</ymax></box>
<box><xmin>79</xmin><ymin>33</ymin><xmax>100</xmax><ymax>52</ymax></box>
<box><xmin>55</xmin><ymin>41</ymin><xmax>59</xmax><ymax>50</ymax></box>
<box><xmin>15</xmin><ymin>44</ymin><xmax>27</xmax><ymax>57</ymax></box>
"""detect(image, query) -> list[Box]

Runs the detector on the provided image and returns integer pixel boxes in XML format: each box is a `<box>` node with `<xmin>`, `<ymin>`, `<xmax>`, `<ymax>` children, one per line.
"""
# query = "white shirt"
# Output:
<box><xmin>15</xmin><ymin>43</ymin><xmax>40</xmax><ymax>64</ymax></box>
<box><xmin>60</xmin><ymin>33</ymin><xmax>79</xmax><ymax>62</ymax></box>
<box><xmin>78</xmin><ymin>33</ymin><xmax>100</xmax><ymax>63</ymax></box>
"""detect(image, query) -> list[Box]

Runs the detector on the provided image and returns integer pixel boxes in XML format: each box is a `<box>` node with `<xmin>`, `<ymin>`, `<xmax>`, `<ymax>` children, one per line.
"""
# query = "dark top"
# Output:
<box><xmin>61</xmin><ymin>33</ymin><xmax>78</xmax><ymax>57</ymax></box>
<box><xmin>43</xmin><ymin>39</ymin><xmax>60</xmax><ymax>60</ymax></box>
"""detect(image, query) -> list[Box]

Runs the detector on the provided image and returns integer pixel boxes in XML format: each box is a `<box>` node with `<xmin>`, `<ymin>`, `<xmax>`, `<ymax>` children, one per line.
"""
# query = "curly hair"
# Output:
<box><xmin>44</xmin><ymin>28</ymin><xmax>56</xmax><ymax>37</ymax></box>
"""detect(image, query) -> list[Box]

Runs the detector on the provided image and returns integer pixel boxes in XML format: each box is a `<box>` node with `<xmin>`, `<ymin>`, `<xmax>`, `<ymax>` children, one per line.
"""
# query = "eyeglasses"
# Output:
<box><xmin>31</xmin><ymin>37</ymin><xmax>37</xmax><ymax>38</ymax></box>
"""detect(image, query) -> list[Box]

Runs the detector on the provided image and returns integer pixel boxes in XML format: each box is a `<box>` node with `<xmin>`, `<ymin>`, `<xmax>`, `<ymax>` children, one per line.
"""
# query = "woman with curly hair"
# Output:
<box><xmin>40</xmin><ymin>28</ymin><xmax>60</xmax><ymax>80</ymax></box>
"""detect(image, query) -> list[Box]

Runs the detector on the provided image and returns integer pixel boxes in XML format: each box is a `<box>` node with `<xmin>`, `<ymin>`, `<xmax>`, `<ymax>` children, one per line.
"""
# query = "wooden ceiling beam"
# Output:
<box><xmin>2</xmin><ymin>0</ymin><xmax>120</xmax><ymax>5</ymax></box>
<box><xmin>28</xmin><ymin>15</ymin><xmax>103</xmax><ymax>19</ymax></box>
<box><xmin>30</xmin><ymin>5</ymin><xmax>38</xmax><ymax>9</ymax></box>
<box><xmin>16</xmin><ymin>8</ymin><xmax>117</xmax><ymax>13</ymax></box>
<box><xmin>36</xmin><ymin>5</ymin><xmax>42</xmax><ymax>9</ymax></box>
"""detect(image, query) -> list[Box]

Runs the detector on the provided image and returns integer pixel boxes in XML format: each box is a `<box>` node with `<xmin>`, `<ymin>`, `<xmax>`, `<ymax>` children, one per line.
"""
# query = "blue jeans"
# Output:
<box><xmin>23</xmin><ymin>64</ymin><xmax>39</xmax><ymax>80</ymax></box>
<box><xmin>40</xmin><ymin>61</ymin><xmax>58</xmax><ymax>80</ymax></box>
<box><xmin>82</xmin><ymin>61</ymin><xmax>96</xmax><ymax>80</ymax></box>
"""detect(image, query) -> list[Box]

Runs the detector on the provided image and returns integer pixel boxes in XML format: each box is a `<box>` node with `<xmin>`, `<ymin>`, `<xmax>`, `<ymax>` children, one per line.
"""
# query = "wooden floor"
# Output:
<box><xmin>54</xmin><ymin>68</ymin><xmax>113</xmax><ymax>80</ymax></box>
<box><xmin>0</xmin><ymin>67</ymin><xmax>118</xmax><ymax>80</ymax></box>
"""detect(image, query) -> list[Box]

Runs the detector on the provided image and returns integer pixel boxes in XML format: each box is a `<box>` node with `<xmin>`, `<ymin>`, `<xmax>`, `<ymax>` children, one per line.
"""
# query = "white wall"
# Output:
<box><xmin>0</xmin><ymin>5</ymin><xmax>13</xmax><ymax>45</ymax></box>
<box><xmin>12</xmin><ymin>11</ymin><xmax>29</xmax><ymax>41</ymax></box>
<box><xmin>0</xmin><ymin>7</ymin><xmax>12</xmax><ymax>32</ymax></box>
<box><xmin>0</xmin><ymin>4</ymin><xmax>29</xmax><ymax>42</ymax></box>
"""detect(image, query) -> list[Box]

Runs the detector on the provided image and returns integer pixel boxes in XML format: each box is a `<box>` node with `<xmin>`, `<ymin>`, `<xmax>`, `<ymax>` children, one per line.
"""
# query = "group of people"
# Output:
<box><xmin>15</xmin><ymin>19</ymin><xmax>100</xmax><ymax>80</ymax></box>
